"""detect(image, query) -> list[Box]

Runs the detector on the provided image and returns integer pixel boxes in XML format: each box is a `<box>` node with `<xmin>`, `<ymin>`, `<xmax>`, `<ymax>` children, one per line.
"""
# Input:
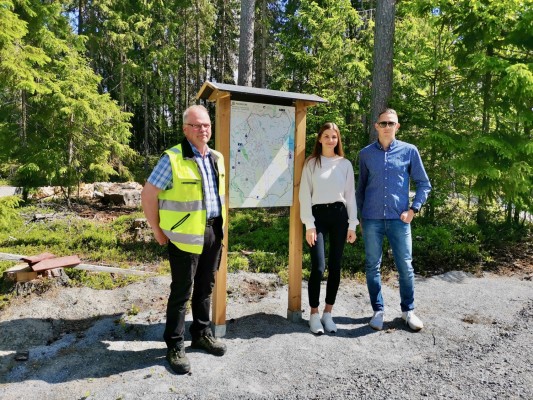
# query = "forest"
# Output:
<box><xmin>0</xmin><ymin>0</ymin><xmax>532</xmax><ymax>276</ymax></box>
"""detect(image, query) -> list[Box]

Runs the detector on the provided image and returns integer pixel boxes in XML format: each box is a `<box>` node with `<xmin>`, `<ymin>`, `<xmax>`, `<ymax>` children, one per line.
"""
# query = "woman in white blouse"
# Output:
<box><xmin>299</xmin><ymin>122</ymin><xmax>359</xmax><ymax>334</ymax></box>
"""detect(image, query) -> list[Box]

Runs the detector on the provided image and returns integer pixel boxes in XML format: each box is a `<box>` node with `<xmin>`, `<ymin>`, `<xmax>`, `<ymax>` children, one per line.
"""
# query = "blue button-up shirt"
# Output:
<box><xmin>356</xmin><ymin>139</ymin><xmax>431</xmax><ymax>220</ymax></box>
<box><xmin>147</xmin><ymin>141</ymin><xmax>221</xmax><ymax>219</ymax></box>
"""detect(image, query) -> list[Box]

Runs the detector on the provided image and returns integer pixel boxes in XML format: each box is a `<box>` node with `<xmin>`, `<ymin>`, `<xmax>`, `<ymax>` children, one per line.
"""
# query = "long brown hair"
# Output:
<box><xmin>306</xmin><ymin>122</ymin><xmax>344</xmax><ymax>168</ymax></box>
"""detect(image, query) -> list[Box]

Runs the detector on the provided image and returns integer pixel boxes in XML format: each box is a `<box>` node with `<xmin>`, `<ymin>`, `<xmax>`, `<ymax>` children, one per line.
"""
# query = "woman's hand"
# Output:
<box><xmin>346</xmin><ymin>229</ymin><xmax>357</xmax><ymax>244</ymax></box>
<box><xmin>306</xmin><ymin>228</ymin><xmax>317</xmax><ymax>247</ymax></box>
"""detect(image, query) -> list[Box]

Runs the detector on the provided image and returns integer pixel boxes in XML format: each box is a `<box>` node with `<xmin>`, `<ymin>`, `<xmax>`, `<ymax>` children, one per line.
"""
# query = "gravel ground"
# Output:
<box><xmin>0</xmin><ymin>270</ymin><xmax>532</xmax><ymax>400</ymax></box>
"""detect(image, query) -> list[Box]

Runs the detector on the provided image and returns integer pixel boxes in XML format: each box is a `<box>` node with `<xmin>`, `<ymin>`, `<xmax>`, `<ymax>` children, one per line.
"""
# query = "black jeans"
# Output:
<box><xmin>308</xmin><ymin>202</ymin><xmax>348</xmax><ymax>309</ymax></box>
<box><xmin>163</xmin><ymin>217</ymin><xmax>222</xmax><ymax>348</ymax></box>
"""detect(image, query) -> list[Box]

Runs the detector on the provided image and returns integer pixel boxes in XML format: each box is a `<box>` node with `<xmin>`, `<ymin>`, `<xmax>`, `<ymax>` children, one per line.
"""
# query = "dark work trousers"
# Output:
<box><xmin>308</xmin><ymin>202</ymin><xmax>349</xmax><ymax>309</ymax></box>
<box><xmin>163</xmin><ymin>217</ymin><xmax>223</xmax><ymax>349</ymax></box>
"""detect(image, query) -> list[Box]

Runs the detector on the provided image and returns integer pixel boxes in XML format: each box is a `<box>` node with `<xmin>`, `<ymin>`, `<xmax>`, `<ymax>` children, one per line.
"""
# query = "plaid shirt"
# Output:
<box><xmin>147</xmin><ymin>141</ymin><xmax>221</xmax><ymax>219</ymax></box>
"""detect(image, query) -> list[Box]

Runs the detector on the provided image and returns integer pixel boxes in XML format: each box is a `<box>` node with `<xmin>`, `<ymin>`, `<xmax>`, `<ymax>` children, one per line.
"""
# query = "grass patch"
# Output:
<box><xmin>1</xmin><ymin>198</ymin><xmax>530</xmax><ymax>306</ymax></box>
<box><xmin>0</xmin><ymin>200</ymin><xmax>166</xmax><ymax>300</ymax></box>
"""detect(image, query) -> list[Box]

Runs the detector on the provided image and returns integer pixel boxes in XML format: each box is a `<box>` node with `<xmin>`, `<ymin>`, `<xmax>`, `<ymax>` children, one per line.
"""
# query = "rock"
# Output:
<box><xmin>94</xmin><ymin>182</ymin><xmax>143</xmax><ymax>207</ymax></box>
<box><xmin>0</xmin><ymin>186</ymin><xmax>22</xmax><ymax>197</ymax></box>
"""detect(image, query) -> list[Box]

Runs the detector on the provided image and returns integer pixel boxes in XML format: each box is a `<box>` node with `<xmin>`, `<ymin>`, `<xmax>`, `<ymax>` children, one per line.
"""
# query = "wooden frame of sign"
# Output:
<box><xmin>196</xmin><ymin>82</ymin><xmax>327</xmax><ymax>337</ymax></box>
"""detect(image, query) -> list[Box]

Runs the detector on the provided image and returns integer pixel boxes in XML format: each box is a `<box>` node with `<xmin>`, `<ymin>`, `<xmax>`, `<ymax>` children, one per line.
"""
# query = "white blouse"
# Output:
<box><xmin>299</xmin><ymin>155</ymin><xmax>359</xmax><ymax>231</ymax></box>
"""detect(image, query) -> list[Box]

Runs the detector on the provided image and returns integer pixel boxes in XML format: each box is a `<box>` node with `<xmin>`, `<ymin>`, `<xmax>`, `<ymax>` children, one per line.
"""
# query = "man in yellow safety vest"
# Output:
<box><xmin>141</xmin><ymin>105</ymin><xmax>226</xmax><ymax>374</ymax></box>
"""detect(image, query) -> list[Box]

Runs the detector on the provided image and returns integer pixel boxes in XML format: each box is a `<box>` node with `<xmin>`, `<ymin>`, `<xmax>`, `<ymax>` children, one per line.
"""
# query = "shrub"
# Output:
<box><xmin>228</xmin><ymin>253</ymin><xmax>249</xmax><ymax>272</ymax></box>
<box><xmin>0</xmin><ymin>196</ymin><xmax>21</xmax><ymax>230</ymax></box>
<box><xmin>412</xmin><ymin>223</ymin><xmax>486</xmax><ymax>275</ymax></box>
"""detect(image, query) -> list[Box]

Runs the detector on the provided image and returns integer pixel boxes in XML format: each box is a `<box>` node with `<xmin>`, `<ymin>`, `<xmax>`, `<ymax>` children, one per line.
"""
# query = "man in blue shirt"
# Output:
<box><xmin>356</xmin><ymin>108</ymin><xmax>431</xmax><ymax>331</ymax></box>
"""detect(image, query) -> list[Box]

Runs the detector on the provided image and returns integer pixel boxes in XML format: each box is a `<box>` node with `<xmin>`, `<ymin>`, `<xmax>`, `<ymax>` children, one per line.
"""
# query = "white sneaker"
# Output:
<box><xmin>369</xmin><ymin>310</ymin><xmax>384</xmax><ymax>331</ymax></box>
<box><xmin>402</xmin><ymin>310</ymin><xmax>424</xmax><ymax>331</ymax></box>
<box><xmin>321</xmin><ymin>312</ymin><xmax>337</xmax><ymax>333</ymax></box>
<box><xmin>309</xmin><ymin>313</ymin><xmax>324</xmax><ymax>334</ymax></box>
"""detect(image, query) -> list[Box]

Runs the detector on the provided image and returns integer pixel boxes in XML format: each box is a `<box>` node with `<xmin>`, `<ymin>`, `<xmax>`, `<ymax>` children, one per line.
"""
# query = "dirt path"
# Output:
<box><xmin>0</xmin><ymin>270</ymin><xmax>532</xmax><ymax>400</ymax></box>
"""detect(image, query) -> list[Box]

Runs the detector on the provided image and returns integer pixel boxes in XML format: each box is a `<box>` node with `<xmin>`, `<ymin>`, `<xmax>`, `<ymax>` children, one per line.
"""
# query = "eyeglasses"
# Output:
<box><xmin>377</xmin><ymin>121</ymin><xmax>397</xmax><ymax>128</ymax></box>
<box><xmin>186</xmin><ymin>123</ymin><xmax>211</xmax><ymax>130</ymax></box>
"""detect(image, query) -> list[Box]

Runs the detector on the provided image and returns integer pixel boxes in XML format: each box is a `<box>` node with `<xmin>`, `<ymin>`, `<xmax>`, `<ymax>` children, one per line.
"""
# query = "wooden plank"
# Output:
<box><xmin>212</xmin><ymin>94</ymin><xmax>231</xmax><ymax>335</ymax></box>
<box><xmin>287</xmin><ymin>100</ymin><xmax>309</xmax><ymax>320</ymax></box>
<box><xmin>21</xmin><ymin>252</ymin><xmax>56</xmax><ymax>265</ymax></box>
<box><xmin>31</xmin><ymin>255</ymin><xmax>81</xmax><ymax>272</ymax></box>
<box><xmin>197</xmin><ymin>82</ymin><xmax>328</xmax><ymax>104</ymax></box>
<box><xmin>0</xmin><ymin>252</ymin><xmax>150</xmax><ymax>276</ymax></box>
<box><xmin>72</xmin><ymin>264</ymin><xmax>150</xmax><ymax>276</ymax></box>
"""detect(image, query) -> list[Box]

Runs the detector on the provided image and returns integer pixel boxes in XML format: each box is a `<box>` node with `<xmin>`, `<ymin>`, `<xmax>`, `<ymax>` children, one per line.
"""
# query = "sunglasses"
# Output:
<box><xmin>377</xmin><ymin>121</ymin><xmax>397</xmax><ymax>128</ymax></box>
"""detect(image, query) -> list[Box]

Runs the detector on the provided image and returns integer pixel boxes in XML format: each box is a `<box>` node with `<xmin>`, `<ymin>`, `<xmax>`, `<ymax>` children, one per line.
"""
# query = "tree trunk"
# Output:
<box><xmin>143</xmin><ymin>80</ymin><xmax>149</xmax><ymax>174</ymax></box>
<box><xmin>20</xmin><ymin>90</ymin><xmax>27</xmax><ymax>147</ymax></box>
<box><xmin>238</xmin><ymin>0</ymin><xmax>255</xmax><ymax>86</ymax></box>
<box><xmin>67</xmin><ymin>114</ymin><xmax>74</xmax><ymax>207</ymax></box>
<box><xmin>369</xmin><ymin>0</ymin><xmax>395</xmax><ymax>142</ymax></box>
<box><xmin>254</xmin><ymin>0</ymin><xmax>267</xmax><ymax>88</ymax></box>
<box><xmin>78</xmin><ymin>0</ymin><xmax>84</xmax><ymax>35</ymax></box>
<box><xmin>217</xmin><ymin>0</ymin><xmax>226</xmax><ymax>83</ymax></box>
<box><xmin>171</xmin><ymin>76</ymin><xmax>178</xmax><ymax>142</ymax></box>
<box><xmin>195</xmin><ymin>0</ymin><xmax>201</xmax><ymax>91</ymax></box>
<box><xmin>476</xmin><ymin>45</ymin><xmax>493</xmax><ymax>225</ymax></box>
<box><xmin>119</xmin><ymin>52</ymin><xmax>125</xmax><ymax>110</ymax></box>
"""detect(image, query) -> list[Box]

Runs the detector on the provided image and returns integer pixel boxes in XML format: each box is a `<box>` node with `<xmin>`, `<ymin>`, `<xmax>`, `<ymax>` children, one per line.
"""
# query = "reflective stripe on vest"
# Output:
<box><xmin>159</xmin><ymin>197</ymin><xmax>225</xmax><ymax>212</ymax></box>
<box><xmin>159</xmin><ymin>199</ymin><xmax>204</xmax><ymax>212</ymax></box>
<box><xmin>162</xmin><ymin>229</ymin><xmax>204</xmax><ymax>246</ymax></box>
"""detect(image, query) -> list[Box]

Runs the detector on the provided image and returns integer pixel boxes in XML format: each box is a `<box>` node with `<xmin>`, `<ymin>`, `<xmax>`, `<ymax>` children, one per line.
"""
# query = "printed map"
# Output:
<box><xmin>229</xmin><ymin>101</ymin><xmax>295</xmax><ymax>208</ymax></box>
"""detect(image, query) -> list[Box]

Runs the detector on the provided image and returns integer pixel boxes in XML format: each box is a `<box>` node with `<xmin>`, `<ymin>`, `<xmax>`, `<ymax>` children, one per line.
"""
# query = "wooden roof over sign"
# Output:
<box><xmin>196</xmin><ymin>82</ymin><xmax>328</xmax><ymax>106</ymax></box>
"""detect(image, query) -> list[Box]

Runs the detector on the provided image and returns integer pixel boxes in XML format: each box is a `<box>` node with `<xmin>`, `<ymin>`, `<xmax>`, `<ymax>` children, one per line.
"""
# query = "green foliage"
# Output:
<box><xmin>270</xmin><ymin>0</ymin><xmax>371</xmax><ymax>158</ymax></box>
<box><xmin>247</xmin><ymin>251</ymin><xmax>286</xmax><ymax>273</ymax></box>
<box><xmin>127</xmin><ymin>303</ymin><xmax>140</xmax><ymax>316</ymax></box>
<box><xmin>0</xmin><ymin>196</ymin><xmax>21</xmax><ymax>230</ymax></box>
<box><xmin>227</xmin><ymin>253</ymin><xmax>249</xmax><ymax>273</ymax></box>
<box><xmin>0</xmin><ymin>202</ymin><xmax>166</xmax><ymax>287</ymax></box>
<box><xmin>65</xmin><ymin>269</ymin><xmax>141</xmax><ymax>290</ymax></box>
<box><xmin>1</xmin><ymin>1</ymin><xmax>532</xmax><ymax>292</ymax></box>
<box><xmin>228</xmin><ymin>208</ymin><xmax>291</xmax><ymax>277</ymax></box>
<box><xmin>228</xmin><ymin>208</ymin><xmax>290</xmax><ymax>253</ymax></box>
<box><xmin>0</xmin><ymin>0</ymin><xmax>134</xmax><ymax>199</ymax></box>
<box><xmin>412</xmin><ymin>223</ymin><xmax>485</xmax><ymax>275</ymax></box>
<box><xmin>0</xmin><ymin>260</ymin><xmax>17</xmax><ymax>310</ymax></box>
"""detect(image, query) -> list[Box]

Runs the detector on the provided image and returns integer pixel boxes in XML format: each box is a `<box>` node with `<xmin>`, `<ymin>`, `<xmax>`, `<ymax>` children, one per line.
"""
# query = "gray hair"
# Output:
<box><xmin>183</xmin><ymin>105</ymin><xmax>209</xmax><ymax>124</ymax></box>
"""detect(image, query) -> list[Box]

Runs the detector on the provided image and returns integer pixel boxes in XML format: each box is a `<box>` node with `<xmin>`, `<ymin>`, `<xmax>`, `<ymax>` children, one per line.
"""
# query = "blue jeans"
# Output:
<box><xmin>362</xmin><ymin>219</ymin><xmax>415</xmax><ymax>312</ymax></box>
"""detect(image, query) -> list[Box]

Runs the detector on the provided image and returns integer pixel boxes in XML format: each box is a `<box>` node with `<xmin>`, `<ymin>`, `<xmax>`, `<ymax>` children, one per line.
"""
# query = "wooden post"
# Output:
<box><xmin>212</xmin><ymin>93</ymin><xmax>231</xmax><ymax>337</ymax></box>
<box><xmin>287</xmin><ymin>100</ymin><xmax>311</xmax><ymax>322</ymax></box>
<box><xmin>196</xmin><ymin>82</ymin><xmax>326</xmax><ymax>330</ymax></box>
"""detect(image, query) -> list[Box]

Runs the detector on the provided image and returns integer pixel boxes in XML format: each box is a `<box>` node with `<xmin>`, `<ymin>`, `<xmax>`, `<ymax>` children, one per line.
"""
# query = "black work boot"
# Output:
<box><xmin>166</xmin><ymin>343</ymin><xmax>191</xmax><ymax>374</ymax></box>
<box><xmin>191</xmin><ymin>333</ymin><xmax>227</xmax><ymax>356</ymax></box>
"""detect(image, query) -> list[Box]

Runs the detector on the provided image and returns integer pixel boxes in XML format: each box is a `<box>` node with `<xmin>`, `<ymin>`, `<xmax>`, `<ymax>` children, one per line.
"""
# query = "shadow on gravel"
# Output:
<box><xmin>0</xmin><ymin>311</ymin><xmax>396</xmax><ymax>384</ymax></box>
<box><xmin>0</xmin><ymin>315</ymin><xmax>168</xmax><ymax>384</ymax></box>
<box><xmin>224</xmin><ymin>312</ymin><xmax>307</xmax><ymax>339</ymax></box>
<box><xmin>224</xmin><ymin>313</ymin><xmax>375</xmax><ymax>340</ymax></box>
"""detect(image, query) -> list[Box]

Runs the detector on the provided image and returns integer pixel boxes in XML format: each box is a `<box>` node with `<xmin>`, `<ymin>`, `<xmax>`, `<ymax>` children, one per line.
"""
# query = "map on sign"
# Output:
<box><xmin>229</xmin><ymin>101</ymin><xmax>295</xmax><ymax>208</ymax></box>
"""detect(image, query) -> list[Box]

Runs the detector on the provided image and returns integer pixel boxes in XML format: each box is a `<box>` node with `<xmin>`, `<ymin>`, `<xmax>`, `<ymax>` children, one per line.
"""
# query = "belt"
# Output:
<box><xmin>312</xmin><ymin>202</ymin><xmax>345</xmax><ymax>210</ymax></box>
<box><xmin>206</xmin><ymin>217</ymin><xmax>220</xmax><ymax>226</ymax></box>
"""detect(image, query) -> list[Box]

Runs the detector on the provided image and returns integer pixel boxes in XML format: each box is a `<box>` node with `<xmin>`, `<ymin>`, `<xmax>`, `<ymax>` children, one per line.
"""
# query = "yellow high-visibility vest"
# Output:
<box><xmin>158</xmin><ymin>141</ymin><xmax>225</xmax><ymax>254</ymax></box>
